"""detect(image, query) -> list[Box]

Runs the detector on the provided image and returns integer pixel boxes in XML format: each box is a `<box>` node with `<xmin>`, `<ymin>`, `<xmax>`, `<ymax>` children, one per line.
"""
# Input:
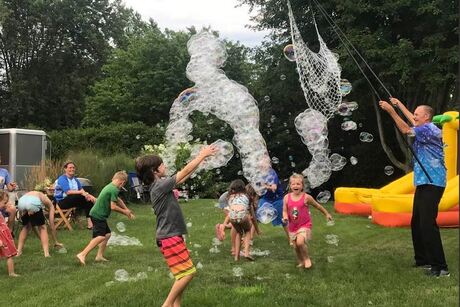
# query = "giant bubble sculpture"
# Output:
<box><xmin>163</xmin><ymin>31</ymin><xmax>272</xmax><ymax>195</ymax></box>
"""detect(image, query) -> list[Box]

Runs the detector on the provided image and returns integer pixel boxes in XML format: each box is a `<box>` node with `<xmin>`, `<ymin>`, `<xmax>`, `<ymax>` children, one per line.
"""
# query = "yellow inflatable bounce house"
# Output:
<box><xmin>334</xmin><ymin>111</ymin><xmax>458</xmax><ymax>227</ymax></box>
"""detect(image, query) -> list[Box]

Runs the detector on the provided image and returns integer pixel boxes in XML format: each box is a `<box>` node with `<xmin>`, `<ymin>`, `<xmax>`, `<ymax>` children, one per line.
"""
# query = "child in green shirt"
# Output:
<box><xmin>76</xmin><ymin>171</ymin><xmax>134</xmax><ymax>265</ymax></box>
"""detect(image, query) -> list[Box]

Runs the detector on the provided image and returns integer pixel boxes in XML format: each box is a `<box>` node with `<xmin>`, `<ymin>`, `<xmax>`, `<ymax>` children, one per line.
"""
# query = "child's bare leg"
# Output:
<box><xmin>283</xmin><ymin>225</ymin><xmax>290</xmax><ymax>244</ymax></box>
<box><xmin>95</xmin><ymin>233</ymin><xmax>111</xmax><ymax>261</ymax></box>
<box><xmin>76</xmin><ymin>236</ymin><xmax>106</xmax><ymax>265</ymax></box>
<box><xmin>38</xmin><ymin>225</ymin><xmax>50</xmax><ymax>257</ymax></box>
<box><xmin>162</xmin><ymin>273</ymin><xmax>195</xmax><ymax>307</ymax></box>
<box><xmin>230</xmin><ymin>226</ymin><xmax>237</xmax><ymax>255</ymax></box>
<box><xmin>294</xmin><ymin>239</ymin><xmax>304</xmax><ymax>267</ymax></box>
<box><xmin>243</xmin><ymin>232</ymin><xmax>254</xmax><ymax>260</ymax></box>
<box><xmin>234</xmin><ymin>232</ymin><xmax>241</xmax><ymax>261</ymax></box>
<box><xmin>48</xmin><ymin>206</ymin><xmax>63</xmax><ymax>247</ymax></box>
<box><xmin>7</xmin><ymin>257</ymin><xmax>19</xmax><ymax>277</ymax></box>
<box><xmin>6</xmin><ymin>203</ymin><xmax>16</xmax><ymax>231</ymax></box>
<box><xmin>296</xmin><ymin>235</ymin><xmax>311</xmax><ymax>268</ymax></box>
<box><xmin>17</xmin><ymin>224</ymin><xmax>31</xmax><ymax>256</ymax></box>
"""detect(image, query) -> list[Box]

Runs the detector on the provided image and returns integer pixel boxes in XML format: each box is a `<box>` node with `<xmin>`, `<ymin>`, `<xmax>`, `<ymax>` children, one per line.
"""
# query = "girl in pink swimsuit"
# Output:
<box><xmin>282</xmin><ymin>173</ymin><xmax>333</xmax><ymax>269</ymax></box>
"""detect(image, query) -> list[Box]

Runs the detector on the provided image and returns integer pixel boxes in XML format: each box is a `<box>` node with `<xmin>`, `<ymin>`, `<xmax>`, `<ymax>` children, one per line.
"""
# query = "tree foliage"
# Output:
<box><xmin>239</xmin><ymin>0</ymin><xmax>458</xmax><ymax>181</ymax></box>
<box><xmin>0</xmin><ymin>0</ymin><xmax>143</xmax><ymax>129</ymax></box>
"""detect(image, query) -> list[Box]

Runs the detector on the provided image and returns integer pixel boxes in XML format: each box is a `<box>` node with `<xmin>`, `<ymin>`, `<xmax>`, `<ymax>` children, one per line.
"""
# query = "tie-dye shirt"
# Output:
<box><xmin>412</xmin><ymin>123</ymin><xmax>446</xmax><ymax>187</ymax></box>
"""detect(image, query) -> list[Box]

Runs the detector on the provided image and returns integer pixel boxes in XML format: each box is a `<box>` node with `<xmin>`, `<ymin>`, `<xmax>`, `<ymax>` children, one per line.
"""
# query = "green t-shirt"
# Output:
<box><xmin>90</xmin><ymin>183</ymin><xmax>120</xmax><ymax>221</ymax></box>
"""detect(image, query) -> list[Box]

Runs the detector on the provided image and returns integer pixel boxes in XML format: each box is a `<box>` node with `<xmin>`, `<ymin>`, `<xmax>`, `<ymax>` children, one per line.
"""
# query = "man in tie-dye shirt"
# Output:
<box><xmin>379</xmin><ymin>97</ymin><xmax>449</xmax><ymax>278</ymax></box>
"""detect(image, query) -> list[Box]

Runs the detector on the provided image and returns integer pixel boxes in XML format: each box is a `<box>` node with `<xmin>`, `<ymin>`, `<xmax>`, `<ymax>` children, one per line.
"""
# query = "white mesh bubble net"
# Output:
<box><xmin>287</xmin><ymin>1</ymin><xmax>346</xmax><ymax>188</ymax></box>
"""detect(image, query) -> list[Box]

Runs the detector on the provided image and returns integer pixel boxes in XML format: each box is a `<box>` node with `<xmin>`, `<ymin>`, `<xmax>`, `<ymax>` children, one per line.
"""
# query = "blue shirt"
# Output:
<box><xmin>54</xmin><ymin>175</ymin><xmax>82</xmax><ymax>202</ymax></box>
<box><xmin>0</xmin><ymin>168</ymin><xmax>11</xmax><ymax>190</ymax></box>
<box><xmin>261</xmin><ymin>169</ymin><xmax>284</xmax><ymax>201</ymax></box>
<box><xmin>413</xmin><ymin>123</ymin><xmax>446</xmax><ymax>187</ymax></box>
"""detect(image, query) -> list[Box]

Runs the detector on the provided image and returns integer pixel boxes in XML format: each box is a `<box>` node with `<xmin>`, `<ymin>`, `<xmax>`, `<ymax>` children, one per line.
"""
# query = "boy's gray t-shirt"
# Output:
<box><xmin>150</xmin><ymin>175</ymin><xmax>187</xmax><ymax>239</ymax></box>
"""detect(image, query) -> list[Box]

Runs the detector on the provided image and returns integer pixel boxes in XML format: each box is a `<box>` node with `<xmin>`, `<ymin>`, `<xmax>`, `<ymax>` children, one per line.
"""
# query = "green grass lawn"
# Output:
<box><xmin>4</xmin><ymin>200</ymin><xmax>459</xmax><ymax>307</ymax></box>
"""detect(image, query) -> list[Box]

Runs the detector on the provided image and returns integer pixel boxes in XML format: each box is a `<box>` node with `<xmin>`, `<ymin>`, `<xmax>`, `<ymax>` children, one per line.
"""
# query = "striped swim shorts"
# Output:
<box><xmin>157</xmin><ymin>236</ymin><xmax>196</xmax><ymax>280</ymax></box>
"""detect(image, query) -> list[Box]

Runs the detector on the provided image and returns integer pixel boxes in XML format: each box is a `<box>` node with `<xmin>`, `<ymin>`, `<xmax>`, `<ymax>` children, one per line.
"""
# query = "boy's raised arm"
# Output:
<box><xmin>176</xmin><ymin>145</ymin><xmax>218</xmax><ymax>184</ymax></box>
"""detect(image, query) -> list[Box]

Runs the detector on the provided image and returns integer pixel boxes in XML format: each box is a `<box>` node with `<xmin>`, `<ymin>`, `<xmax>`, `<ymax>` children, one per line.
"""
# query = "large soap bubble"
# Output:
<box><xmin>340</xmin><ymin>79</ymin><xmax>352</xmax><ymax>96</ymax></box>
<box><xmin>162</xmin><ymin>31</ymin><xmax>272</xmax><ymax>195</ymax></box>
<box><xmin>256</xmin><ymin>202</ymin><xmax>278</xmax><ymax>224</ymax></box>
<box><xmin>283</xmin><ymin>44</ymin><xmax>296</xmax><ymax>62</ymax></box>
<box><xmin>359</xmin><ymin>132</ymin><xmax>374</xmax><ymax>142</ymax></box>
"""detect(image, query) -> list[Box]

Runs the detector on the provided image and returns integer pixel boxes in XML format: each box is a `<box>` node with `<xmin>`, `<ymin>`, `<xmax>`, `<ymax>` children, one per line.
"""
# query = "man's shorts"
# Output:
<box><xmin>90</xmin><ymin>217</ymin><xmax>111</xmax><ymax>238</ymax></box>
<box><xmin>21</xmin><ymin>209</ymin><xmax>45</xmax><ymax>226</ymax></box>
<box><xmin>157</xmin><ymin>235</ymin><xmax>196</xmax><ymax>280</ymax></box>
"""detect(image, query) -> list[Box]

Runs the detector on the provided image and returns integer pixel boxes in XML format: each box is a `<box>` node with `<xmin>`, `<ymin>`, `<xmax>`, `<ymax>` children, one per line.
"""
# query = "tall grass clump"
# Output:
<box><xmin>23</xmin><ymin>160</ymin><xmax>63</xmax><ymax>191</ymax></box>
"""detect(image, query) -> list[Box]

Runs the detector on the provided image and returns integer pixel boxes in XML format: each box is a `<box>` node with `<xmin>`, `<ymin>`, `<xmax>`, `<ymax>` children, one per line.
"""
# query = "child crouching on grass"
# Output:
<box><xmin>16</xmin><ymin>191</ymin><xmax>64</xmax><ymax>257</ymax></box>
<box><xmin>0</xmin><ymin>191</ymin><xmax>18</xmax><ymax>276</ymax></box>
<box><xmin>135</xmin><ymin>144</ymin><xmax>217</xmax><ymax>307</ymax></box>
<box><xmin>77</xmin><ymin>171</ymin><xmax>134</xmax><ymax>265</ymax></box>
<box><xmin>282</xmin><ymin>173</ymin><xmax>333</xmax><ymax>269</ymax></box>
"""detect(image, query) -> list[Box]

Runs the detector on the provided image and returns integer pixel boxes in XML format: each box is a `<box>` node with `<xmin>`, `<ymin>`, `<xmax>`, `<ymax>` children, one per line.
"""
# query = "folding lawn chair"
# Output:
<box><xmin>128</xmin><ymin>171</ymin><xmax>150</xmax><ymax>203</ymax></box>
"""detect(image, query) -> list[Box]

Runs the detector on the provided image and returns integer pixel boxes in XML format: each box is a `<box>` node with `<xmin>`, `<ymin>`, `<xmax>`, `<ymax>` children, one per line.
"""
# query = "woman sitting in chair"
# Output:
<box><xmin>54</xmin><ymin>161</ymin><xmax>96</xmax><ymax>229</ymax></box>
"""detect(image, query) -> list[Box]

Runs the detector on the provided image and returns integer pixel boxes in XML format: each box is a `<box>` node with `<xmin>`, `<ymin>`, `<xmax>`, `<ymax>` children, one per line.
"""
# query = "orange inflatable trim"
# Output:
<box><xmin>334</xmin><ymin>202</ymin><xmax>371</xmax><ymax>216</ymax></box>
<box><xmin>372</xmin><ymin>206</ymin><xmax>459</xmax><ymax>228</ymax></box>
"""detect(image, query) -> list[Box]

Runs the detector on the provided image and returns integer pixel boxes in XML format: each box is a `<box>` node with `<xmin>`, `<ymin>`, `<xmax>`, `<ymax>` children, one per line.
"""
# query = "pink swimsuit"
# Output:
<box><xmin>287</xmin><ymin>193</ymin><xmax>312</xmax><ymax>233</ymax></box>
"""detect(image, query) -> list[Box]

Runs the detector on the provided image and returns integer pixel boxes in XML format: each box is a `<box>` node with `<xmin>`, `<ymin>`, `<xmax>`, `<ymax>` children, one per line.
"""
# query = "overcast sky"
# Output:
<box><xmin>121</xmin><ymin>0</ymin><xmax>270</xmax><ymax>47</ymax></box>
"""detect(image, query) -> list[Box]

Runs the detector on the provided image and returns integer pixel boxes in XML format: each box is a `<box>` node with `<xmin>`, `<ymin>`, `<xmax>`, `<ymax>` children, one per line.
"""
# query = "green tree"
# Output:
<box><xmin>0</xmin><ymin>0</ymin><xmax>143</xmax><ymax>129</ymax></box>
<box><xmin>239</xmin><ymin>0</ymin><xmax>458</xmax><ymax>181</ymax></box>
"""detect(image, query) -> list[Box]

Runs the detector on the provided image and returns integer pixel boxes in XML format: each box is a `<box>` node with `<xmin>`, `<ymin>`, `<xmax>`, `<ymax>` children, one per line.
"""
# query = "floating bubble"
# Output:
<box><xmin>346</xmin><ymin>101</ymin><xmax>359</xmax><ymax>111</ymax></box>
<box><xmin>384</xmin><ymin>165</ymin><xmax>394</xmax><ymax>176</ymax></box>
<box><xmin>212</xmin><ymin>237</ymin><xmax>222</xmax><ymax>246</ymax></box>
<box><xmin>114</xmin><ymin>269</ymin><xmax>130</xmax><ymax>282</ymax></box>
<box><xmin>288</xmin><ymin>155</ymin><xmax>294</xmax><ymax>161</ymax></box>
<box><xmin>206</xmin><ymin>119</ymin><xmax>214</xmax><ymax>125</ymax></box>
<box><xmin>135</xmin><ymin>135</ymin><xmax>141</xmax><ymax>140</ymax></box>
<box><xmin>330</xmin><ymin>153</ymin><xmax>347</xmax><ymax>171</ymax></box>
<box><xmin>209</xmin><ymin>246</ymin><xmax>220</xmax><ymax>253</ymax></box>
<box><xmin>116</xmin><ymin>222</ymin><xmax>126</xmax><ymax>233</ymax></box>
<box><xmin>105</xmin><ymin>281</ymin><xmax>115</xmax><ymax>287</ymax></box>
<box><xmin>350</xmin><ymin>156</ymin><xmax>358</xmax><ymax>165</ymax></box>
<box><xmin>280</xmin><ymin>74</ymin><xmax>286</xmax><ymax>81</ymax></box>
<box><xmin>316</xmin><ymin>191</ymin><xmax>331</xmax><ymax>203</ymax></box>
<box><xmin>237</xmin><ymin>170</ymin><xmax>243</xmax><ymax>175</ymax></box>
<box><xmin>285</xmin><ymin>273</ymin><xmax>291</xmax><ymax>279</ymax></box>
<box><xmin>250</xmin><ymin>249</ymin><xmax>271</xmax><ymax>256</ymax></box>
<box><xmin>196</xmin><ymin>262</ymin><xmax>203</xmax><ymax>269</ymax></box>
<box><xmin>326</xmin><ymin>220</ymin><xmax>335</xmax><ymax>226</ymax></box>
<box><xmin>341</xmin><ymin>120</ymin><xmax>357</xmax><ymax>131</ymax></box>
<box><xmin>256</xmin><ymin>202</ymin><xmax>278</xmax><ymax>224</ymax></box>
<box><xmin>359</xmin><ymin>132</ymin><xmax>374</xmax><ymax>142</ymax></box>
<box><xmin>57</xmin><ymin>247</ymin><xmax>67</xmax><ymax>254</ymax></box>
<box><xmin>177</xmin><ymin>87</ymin><xmax>197</xmax><ymax>103</ymax></box>
<box><xmin>163</xmin><ymin>31</ymin><xmax>272</xmax><ymax>196</ymax></box>
<box><xmin>283</xmin><ymin>44</ymin><xmax>296</xmax><ymax>62</ymax></box>
<box><xmin>325</xmin><ymin>234</ymin><xmax>339</xmax><ymax>246</ymax></box>
<box><xmin>271</xmin><ymin>157</ymin><xmax>280</xmax><ymax>164</ymax></box>
<box><xmin>340</xmin><ymin>79</ymin><xmax>352</xmax><ymax>96</ymax></box>
<box><xmin>337</xmin><ymin>103</ymin><xmax>352</xmax><ymax>116</ymax></box>
<box><xmin>189</xmin><ymin>139</ymin><xmax>234</xmax><ymax>173</ymax></box>
<box><xmin>327</xmin><ymin>256</ymin><xmax>335</xmax><ymax>263</ymax></box>
<box><xmin>108</xmin><ymin>232</ymin><xmax>143</xmax><ymax>246</ymax></box>
<box><xmin>233</xmin><ymin>267</ymin><xmax>243</xmax><ymax>277</ymax></box>
<box><xmin>264</xmin><ymin>95</ymin><xmax>270</xmax><ymax>102</ymax></box>
<box><xmin>186</xmin><ymin>222</ymin><xmax>192</xmax><ymax>228</ymax></box>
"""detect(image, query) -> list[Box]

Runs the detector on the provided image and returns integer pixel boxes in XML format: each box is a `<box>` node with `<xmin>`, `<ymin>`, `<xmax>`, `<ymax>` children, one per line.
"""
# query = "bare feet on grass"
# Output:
<box><xmin>9</xmin><ymin>273</ymin><xmax>20</xmax><ymax>277</ymax></box>
<box><xmin>304</xmin><ymin>258</ymin><xmax>312</xmax><ymax>269</ymax></box>
<box><xmin>95</xmin><ymin>256</ymin><xmax>109</xmax><ymax>262</ymax></box>
<box><xmin>76</xmin><ymin>253</ymin><xmax>86</xmax><ymax>265</ymax></box>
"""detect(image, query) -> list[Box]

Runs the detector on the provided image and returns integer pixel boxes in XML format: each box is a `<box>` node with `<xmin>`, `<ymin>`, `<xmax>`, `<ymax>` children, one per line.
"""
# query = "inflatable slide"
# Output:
<box><xmin>334</xmin><ymin>111</ymin><xmax>459</xmax><ymax>227</ymax></box>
